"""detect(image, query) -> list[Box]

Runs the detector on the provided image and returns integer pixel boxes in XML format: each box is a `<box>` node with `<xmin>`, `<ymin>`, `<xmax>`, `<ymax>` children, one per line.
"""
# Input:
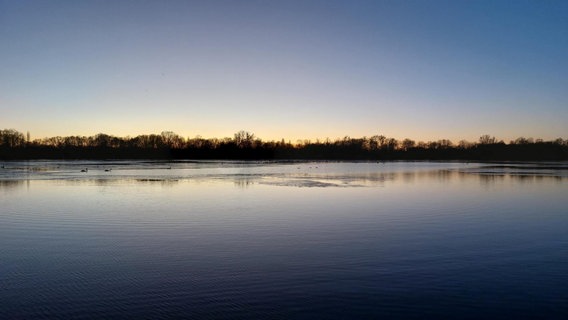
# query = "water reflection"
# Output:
<box><xmin>0</xmin><ymin>179</ymin><xmax>26</xmax><ymax>193</ymax></box>
<box><xmin>135</xmin><ymin>179</ymin><xmax>180</xmax><ymax>187</ymax></box>
<box><xmin>1</xmin><ymin>161</ymin><xmax>567</xmax><ymax>319</ymax></box>
<box><xmin>1</xmin><ymin>162</ymin><xmax>567</xmax><ymax>192</ymax></box>
<box><xmin>233</xmin><ymin>177</ymin><xmax>255</xmax><ymax>189</ymax></box>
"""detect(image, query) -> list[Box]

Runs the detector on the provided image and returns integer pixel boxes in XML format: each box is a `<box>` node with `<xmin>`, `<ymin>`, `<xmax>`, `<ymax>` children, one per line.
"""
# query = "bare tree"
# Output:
<box><xmin>234</xmin><ymin>131</ymin><xmax>255</xmax><ymax>148</ymax></box>
<box><xmin>479</xmin><ymin>135</ymin><xmax>497</xmax><ymax>145</ymax></box>
<box><xmin>401</xmin><ymin>138</ymin><xmax>416</xmax><ymax>151</ymax></box>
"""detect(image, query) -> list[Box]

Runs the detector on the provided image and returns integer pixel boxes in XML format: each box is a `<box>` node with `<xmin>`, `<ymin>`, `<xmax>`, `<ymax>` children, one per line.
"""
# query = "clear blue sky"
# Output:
<box><xmin>1</xmin><ymin>0</ymin><xmax>567</xmax><ymax>142</ymax></box>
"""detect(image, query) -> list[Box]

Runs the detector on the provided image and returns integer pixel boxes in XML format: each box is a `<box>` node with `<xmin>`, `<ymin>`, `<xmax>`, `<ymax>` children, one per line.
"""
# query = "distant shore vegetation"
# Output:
<box><xmin>1</xmin><ymin>129</ymin><xmax>567</xmax><ymax>161</ymax></box>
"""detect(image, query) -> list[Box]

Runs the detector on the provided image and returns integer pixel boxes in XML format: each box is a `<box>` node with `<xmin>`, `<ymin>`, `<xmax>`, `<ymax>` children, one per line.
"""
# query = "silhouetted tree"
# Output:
<box><xmin>161</xmin><ymin>131</ymin><xmax>184</xmax><ymax>148</ymax></box>
<box><xmin>0</xmin><ymin>129</ymin><xmax>25</xmax><ymax>147</ymax></box>
<box><xmin>401</xmin><ymin>138</ymin><xmax>416</xmax><ymax>151</ymax></box>
<box><xmin>512</xmin><ymin>137</ymin><xmax>533</xmax><ymax>145</ymax></box>
<box><xmin>1</xmin><ymin>128</ymin><xmax>567</xmax><ymax>161</ymax></box>
<box><xmin>479</xmin><ymin>134</ymin><xmax>497</xmax><ymax>144</ymax></box>
<box><xmin>94</xmin><ymin>133</ymin><xmax>113</xmax><ymax>148</ymax></box>
<box><xmin>234</xmin><ymin>131</ymin><xmax>255</xmax><ymax>148</ymax></box>
<box><xmin>458</xmin><ymin>140</ymin><xmax>473</xmax><ymax>149</ymax></box>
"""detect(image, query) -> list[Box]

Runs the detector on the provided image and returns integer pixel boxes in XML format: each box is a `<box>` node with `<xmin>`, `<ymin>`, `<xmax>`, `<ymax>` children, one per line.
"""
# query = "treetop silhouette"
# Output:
<box><xmin>1</xmin><ymin>129</ymin><xmax>566</xmax><ymax>161</ymax></box>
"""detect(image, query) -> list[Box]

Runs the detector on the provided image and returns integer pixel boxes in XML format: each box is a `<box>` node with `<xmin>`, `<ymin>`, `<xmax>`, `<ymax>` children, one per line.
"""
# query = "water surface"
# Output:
<box><xmin>1</xmin><ymin>161</ymin><xmax>567</xmax><ymax>319</ymax></box>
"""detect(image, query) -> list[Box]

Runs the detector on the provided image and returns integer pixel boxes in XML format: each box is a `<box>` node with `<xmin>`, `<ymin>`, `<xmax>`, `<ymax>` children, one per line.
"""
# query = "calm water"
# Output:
<box><xmin>1</xmin><ymin>161</ymin><xmax>567</xmax><ymax>319</ymax></box>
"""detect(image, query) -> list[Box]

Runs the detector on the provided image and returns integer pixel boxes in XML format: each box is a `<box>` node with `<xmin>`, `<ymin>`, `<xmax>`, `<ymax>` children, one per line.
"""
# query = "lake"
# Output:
<box><xmin>1</xmin><ymin>161</ymin><xmax>567</xmax><ymax>319</ymax></box>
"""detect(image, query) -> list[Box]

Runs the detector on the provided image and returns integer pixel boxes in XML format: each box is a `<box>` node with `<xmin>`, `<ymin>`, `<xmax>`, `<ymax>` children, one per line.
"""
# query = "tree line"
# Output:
<box><xmin>1</xmin><ymin>129</ymin><xmax>567</xmax><ymax>161</ymax></box>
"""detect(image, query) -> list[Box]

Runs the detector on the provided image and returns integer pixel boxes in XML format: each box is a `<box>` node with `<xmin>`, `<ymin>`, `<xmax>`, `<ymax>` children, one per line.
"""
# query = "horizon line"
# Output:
<box><xmin>2</xmin><ymin>128</ymin><xmax>566</xmax><ymax>145</ymax></box>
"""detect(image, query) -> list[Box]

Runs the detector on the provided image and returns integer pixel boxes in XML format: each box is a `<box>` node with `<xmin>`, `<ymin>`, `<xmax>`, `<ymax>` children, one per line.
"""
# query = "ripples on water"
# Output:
<box><xmin>1</xmin><ymin>161</ymin><xmax>567</xmax><ymax>319</ymax></box>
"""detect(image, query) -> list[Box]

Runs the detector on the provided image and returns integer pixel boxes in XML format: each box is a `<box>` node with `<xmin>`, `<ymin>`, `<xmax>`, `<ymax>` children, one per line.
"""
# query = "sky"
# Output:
<box><xmin>1</xmin><ymin>0</ymin><xmax>567</xmax><ymax>142</ymax></box>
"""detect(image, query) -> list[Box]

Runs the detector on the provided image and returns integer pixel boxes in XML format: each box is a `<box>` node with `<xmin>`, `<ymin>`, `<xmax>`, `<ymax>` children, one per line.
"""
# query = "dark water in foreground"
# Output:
<box><xmin>1</xmin><ymin>161</ymin><xmax>567</xmax><ymax>319</ymax></box>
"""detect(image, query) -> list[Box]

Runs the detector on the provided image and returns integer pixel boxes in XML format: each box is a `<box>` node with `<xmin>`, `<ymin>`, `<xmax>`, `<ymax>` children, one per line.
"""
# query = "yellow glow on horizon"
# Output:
<box><xmin>18</xmin><ymin>126</ymin><xmax>544</xmax><ymax>145</ymax></box>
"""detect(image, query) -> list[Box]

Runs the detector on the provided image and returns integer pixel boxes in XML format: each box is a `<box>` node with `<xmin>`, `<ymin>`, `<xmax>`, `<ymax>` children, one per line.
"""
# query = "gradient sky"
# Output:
<box><xmin>1</xmin><ymin>0</ymin><xmax>567</xmax><ymax>142</ymax></box>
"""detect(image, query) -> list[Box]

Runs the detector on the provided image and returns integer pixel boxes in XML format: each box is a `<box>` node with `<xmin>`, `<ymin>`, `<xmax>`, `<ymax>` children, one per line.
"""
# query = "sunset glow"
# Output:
<box><xmin>1</xmin><ymin>0</ymin><xmax>567</xmax><ymax>142</ymax></box>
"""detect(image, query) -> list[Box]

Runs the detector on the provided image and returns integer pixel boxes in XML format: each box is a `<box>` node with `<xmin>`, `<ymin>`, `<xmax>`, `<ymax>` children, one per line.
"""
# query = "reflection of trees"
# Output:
<box><xmin>0</xmin><ymin>179</ymin><xmax>25</xmax><ymax>191</ymax></box>
<box><xmin>280</xmin><ymin>169</ymin><xmax>568</xmax><ymax>187</ymax></box>
<box><xmin>470</xmin><ymin>171</ymin><xmax>567</xmax><ymax>187</ymax></box>
<box><xmin>478</xmin><ymin>173</ymin><xmax>498</xmax><ymax>187</ymax></box>
<box><xmin>135</xmin><ymin>179</ymin><xmax>179</xmax><ymax>187</ymax></box>
<box><xmin>394</xmin><ymin>170</ymin><xmax>458</xmax><ymax>183</ymax></box>
<box><xmin>233</xmin><ymin>177</ymin><xmax>255</xmax><ymax>189</ymax></box>
<box><xmin>1</xmin><ymin>128</ymin><xmax>567</xmax><ymax>161</ymax></box>
<box><xmin>397</xmin><ymin>169</ymin><xmax>568</xmax><ymax>186</ymax></box>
